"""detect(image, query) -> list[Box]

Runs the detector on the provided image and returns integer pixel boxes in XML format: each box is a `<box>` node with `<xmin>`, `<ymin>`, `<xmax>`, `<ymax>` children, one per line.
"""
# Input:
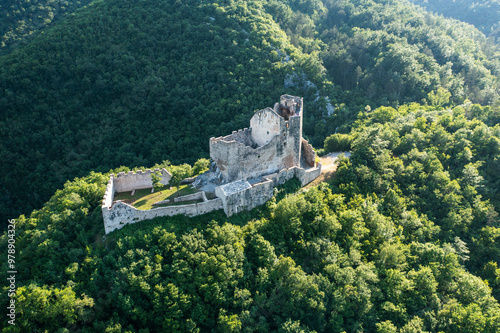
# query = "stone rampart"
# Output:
<box><xmin>103</xmin><ymin>198</ymin><xmax>224</xmax><ymax>234</ymax></box>
<box><xmin>210</xmin><ymin>128</ymin><xmax>253</xmax><ymax>146</ymax></box>
<box><xmin>263</xmin><ymin>166</ymin><xmax>299</xmax><ymax>187</ymax></box>
<box><xmin>102</xmin><ymin>175</ymin><xmax>115</xmax><ymax>208</ymax></box>
<box><xmin>302</xmin><ymin>138</ymin><xmax>316</xmax><ymax>167</ymax></box>
<box><xmin>103</xmin><ymin>162</ymin><xmax>322</xmax><ymax>234</ymax></box>
<box><xmin>173</xmin><ymin>191</ymin><xmax>207</xmax><ymax>203</ymax></box>
<box><xmin>214</xmin><ymin>163</ymin><xmax>321</xmax><ymax>217</ymax></box>
<box><xmin>114</xmin><ymin>168</ymin><xmax>172</xmax><ymax>193</ymax></box>
<box><xmin>296</xmin><ymin>163</ymin><xmax>322</xmax><ymax>186</ymax></box>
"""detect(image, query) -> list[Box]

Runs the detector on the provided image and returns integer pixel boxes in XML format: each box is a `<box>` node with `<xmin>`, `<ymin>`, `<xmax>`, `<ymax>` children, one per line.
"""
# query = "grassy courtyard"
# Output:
<box><xmin>113</xmin><ymin>185</ymin><xmax>199</xmax><ymax>210</ymax></box>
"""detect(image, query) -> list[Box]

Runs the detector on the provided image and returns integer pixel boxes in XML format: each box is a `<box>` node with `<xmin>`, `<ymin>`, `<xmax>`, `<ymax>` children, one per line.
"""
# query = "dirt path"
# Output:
<box><xmin>304</xmin><ymin>152</ymin><xmax>351</xmax><ymax>188</ymax></box>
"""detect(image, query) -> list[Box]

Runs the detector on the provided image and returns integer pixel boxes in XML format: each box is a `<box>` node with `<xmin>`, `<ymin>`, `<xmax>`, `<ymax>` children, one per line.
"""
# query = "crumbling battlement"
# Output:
<box><xmin>275</xmin><ymin>94</ymin><xmax>302</xmax><ymax>120</ymax></box>
<box><xmin>210</xmin><ymin>95</ymin><xmax>305</xmax><ymax>183</ymax></box>
<box><xmin>302</xmin><ymin>138</ymin><xmax>316</xmax><ymax>167</ymax></box>
<box><xmin>103</xmin><ymin>197</ymin><xmax>224</xmax><ymax>234</ymax></box>
<box><xmin>101</xmin><ymin>168</ymin><xmax>172</xmax><ymax>222</ymax></box>
<box><xmin>210</xmin><ymin>128</ymin><xmax>254</xmax><ymax>147</ymax></box>
<box><xmin>102</xmin><ymin>95</ymin><xmax>322</xmax><ymax>235</ymax></box>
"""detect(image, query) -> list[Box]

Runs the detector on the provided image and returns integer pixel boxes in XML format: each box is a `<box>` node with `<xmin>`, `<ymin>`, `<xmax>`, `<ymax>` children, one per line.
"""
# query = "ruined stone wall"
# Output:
<box><xmin>210</xmin><ymin>132</ymin><xmax>283</xmax><ymax>182</ymax></box>
<box><xmin>266</xmin><ymin>164</ymin><xmax>320</xmax><ymax>187</ymax></box>
<box><xmin>173</xmin><ymin>191</ymin><xmax>207</xmax><ymax>203</ymax></box>
<box><xmin>114</xmin><ymin>168</ymin><xmax>172</xmax><ymax>193</ymax></box>
<box><xmin>216</xmin><ymin>179</ymin><xmax>275</xmax><ymax>216</ymax></box>
<box><xmin>250</xmin><ymin>107</ymin><xmax>281</xmax><ymax>146</ymax></box>
<box><xmin>212</xmin><ymin>128</ymin><xmax>254</xmax><ymax>147</ymax></box>
<box><xmin>287</xmin><ymin>113</ymin><xmax>302</xmax><ymax>167</ymax></box>
<box><xmin>103</xmin><ymin>198</ymin><xmax>224</xmax><ymax>234</ymax></box>
<box><xmin>250</xmin><ymin>104</ymin><xmax>302</xmax><ymax>168</ymax></box>
<box><xmin>302</xmin><ymin>138</ymin><xmax>316</xmax><ymax>167</ymax></box>
<box><xmin>102</xmin><ymin>175</ymin><xmax>115</xmax><ymax>209</ymax></box>
<box><xmin>102</xmin><ymin>163</ymin><xmax>322</xmax><ymax>233</ymax></box>
<box><xmin>209</xmin><ymin>139</ymin><xmax>239</xmax><ymax>181</ymax></box>
<box><xmin>280</xmin><ymin>94</ymin><xmax>302</xmax><ymax>114</ymax></box>
<box><xmin>228</xmin><ymin>128</ymin><xmax>253</xmax><ymax>146</ymax></box>
<box><xmin>295</xmin><ymin>164</ymin><xmax>322</xmax><ymax>186</ymax></box>
<box><xmin>263</xmin><ymin>166</ymin><xmax>300</xmax><ymax>187</ymax></box>
<box><xmin>280</xmin><ymin>94</ymin><xmax>304</xmax><ymax>166</ymax></box>
<box><xmin>209</xmin><ymin>95</ymin><xmax>304</xmax><ymax>183</ymax></box>
<box><xmin>215</xmin><ymin>163</ymin><xmax>321</xmax><ymax>217</ymax></box>
<box><xmin>211</xmin><ymin>113</ymin><xmax>302</xmax><ymax>182</ymax></box>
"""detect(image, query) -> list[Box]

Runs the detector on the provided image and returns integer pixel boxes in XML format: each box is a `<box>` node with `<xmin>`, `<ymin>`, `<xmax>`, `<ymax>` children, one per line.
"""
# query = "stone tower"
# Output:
<box><xmin>209</xmin><ymin>95</ymin><xmax>304</xmax><ymax>182</ymax></box>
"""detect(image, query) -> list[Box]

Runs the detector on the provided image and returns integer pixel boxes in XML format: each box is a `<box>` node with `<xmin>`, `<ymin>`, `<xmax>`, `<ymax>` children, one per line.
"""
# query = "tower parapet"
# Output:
<box><xmin>210</xmin><ymin>95</ymin><xmax>305</xmax><ymax>183</ymax></box>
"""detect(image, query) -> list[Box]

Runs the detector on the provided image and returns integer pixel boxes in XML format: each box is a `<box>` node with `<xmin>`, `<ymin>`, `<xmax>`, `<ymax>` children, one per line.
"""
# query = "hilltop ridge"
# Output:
<box><xmin>1</xmin><ymin>0</ymin><xmax>500</xmax><ymax>226</ymax></box>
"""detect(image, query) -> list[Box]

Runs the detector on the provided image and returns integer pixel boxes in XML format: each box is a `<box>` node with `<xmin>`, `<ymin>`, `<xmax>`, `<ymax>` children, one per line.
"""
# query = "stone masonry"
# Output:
<box><xmin>102</xmin><ymin>95</ymin><xmax>321</xmax><ymax>234</ymax></box>
<box><xmin>209</xmin><ymin>95</ymin><xmax>304</xmax><ymax>182</ymax></box>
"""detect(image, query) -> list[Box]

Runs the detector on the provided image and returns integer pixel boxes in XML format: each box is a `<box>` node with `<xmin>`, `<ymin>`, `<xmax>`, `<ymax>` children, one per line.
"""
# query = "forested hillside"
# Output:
<box><xmin>275</xmin><ymin>0</ymin><xmax>500</xmax><ymax>105</ymax></box>
<box><xmin>1</xmin><ymin>100</ymin><xmax>499</xmax><ymax>332</ymax></box>
<box><xmin>0</xmin><ymin>0</ymin><xmax>94</xmax><ymax>53</ymax></box>
<box><xmin>0</xmin><ymin>0</ymin><xmax>320</xmax><ymax>225</ymax></box>
<box><xmin>409</xmin><ymin>0</ymin><xmax>500</xmax><ymax>42</ymax></box>
<box><xmin>1</xmin><ymin>0</ymin><xmax>500</xmax><ymax>226</ymax></box>
<box><xmin>1</xmin><ymin>0</ymin><xmax>500</xmax><ymax>331</ymax></box>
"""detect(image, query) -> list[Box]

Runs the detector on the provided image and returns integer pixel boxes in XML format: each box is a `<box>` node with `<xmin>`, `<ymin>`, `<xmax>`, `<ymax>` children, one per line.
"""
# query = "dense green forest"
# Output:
<box><xmin>2</xmin><ymin>0</ymin><xmax>500</xmax><ymax>227</ymax></box>
<box><xmin>1</xmin><ymin>0</ymin><xmax>500</xmax><ymax>330</ymax></box>
<box><xmin>408</xmin><ymin>0</ymin><xmax>500</xmax><ymax>42</ymax></box>
<box><xmin>1</xmin><ymin>98</ymin><xmax>499</xmax><ymax>331</ymax></box>
<box><xmin>0</xmin><ymin>0</ymin><xmax>94</xmax><ymax>53</ymax></box>
<box><xmin>0</xmin><ymin>0</ymin><xmax>306</xmax><ymax>225</ymax></box>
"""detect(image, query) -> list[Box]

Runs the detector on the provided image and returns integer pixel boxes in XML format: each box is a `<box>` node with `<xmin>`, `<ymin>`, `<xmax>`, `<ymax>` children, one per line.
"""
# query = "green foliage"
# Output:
<box><xmin>14</xmin><ymin>284</ymin><xmax>94</xmax><ymax>332</ymax></box>
<box><xmin>409</xmin><ymin>0</ymin><xmax>500</xmax><ymax>42</ymax></box>
<box><xmin>324</xmin><ymin>133</ymin><xmax>352</xmax><ymax>152</ymax></box>
<box><xmin>150</xmin><ymin>171</ymin><xmax>163</xmax><ymax>190</ymax></box>
<box><xmin>1</xmin><ymin>0</ymin><xmax>500</xmax><ymax>331</ymax></box>
<box><xmin>2</xmin><ymin>141</ymin><xmax>500</xmax><ymax>331</ymax></box>
<box><xmin>193</xmin><ymin>158</ymin><xmax>210</xmax><ymax>176</ymax></box>
<box><xmin>0</xmin><ymin>0</ymin><xmax>94</xmax><ymax>53</ymax></box>
<box><xmin>427</xmin><ymin>87</ymin><xmax>452</xmax><ymax>107</ymax></box>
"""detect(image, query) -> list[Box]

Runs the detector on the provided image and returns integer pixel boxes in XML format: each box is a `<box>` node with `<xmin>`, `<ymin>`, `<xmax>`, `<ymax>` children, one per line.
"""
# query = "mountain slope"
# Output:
<box><xmin>409</xmin><ymin>0</ymin><xmax>500</xmax><ymax>41</ymax></box>
<box><xmin>0</xmin><ymin>0</ymin><xmax>326</xmax><ymax>226</ymax></box>
<box><xmin>269</xmin><ymin>0</ymin><xmax>500</xmax><ymax>106</ymax></box>
<box><xmin>2</xmin><ymin>0</ymin><xmax>500</xmax><ymax>228</ymax></box>
<box><xmin>1</xmin><ymin>101</ymin><xmax>499</xmax><ymax>332</ymax></box>
<box><xmin>0</xmin><ymin>0</ymin><xmax>94</xmax><ymax>53</ymax></box>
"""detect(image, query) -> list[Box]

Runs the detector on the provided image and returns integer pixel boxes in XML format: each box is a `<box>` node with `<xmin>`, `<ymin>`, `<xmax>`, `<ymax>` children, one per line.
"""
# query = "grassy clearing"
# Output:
<box><xmin>113</xmin><ymin>185</ymin><xmax>199</xmax><ymax>210</ymax></box>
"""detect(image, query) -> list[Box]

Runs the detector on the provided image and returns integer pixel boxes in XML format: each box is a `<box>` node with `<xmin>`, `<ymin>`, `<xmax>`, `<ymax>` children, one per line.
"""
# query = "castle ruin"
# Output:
<box><xmin>102</xmin><ymin>95</ymin><xmax>321</xmax><ymax>234</ymax></box>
